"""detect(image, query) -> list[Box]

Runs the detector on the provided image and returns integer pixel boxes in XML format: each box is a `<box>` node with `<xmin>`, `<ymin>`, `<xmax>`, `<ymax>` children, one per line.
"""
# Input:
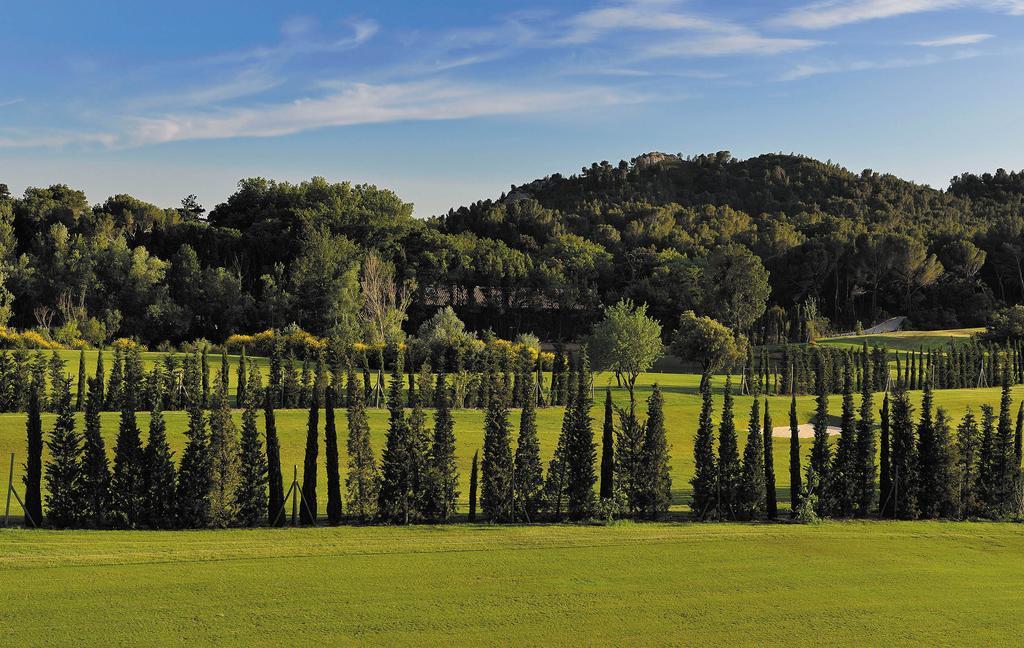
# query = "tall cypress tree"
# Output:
<box><xmin>428</xmin><ymin>372</ymin><xmax>460</xmax><ymax>522</ymax></box>
<box><xmin>110</xmin><ymin>365</ymin><xmax>144</xmax><ymax>528</ymax></box>
<box><xmin>564</xmin><ymin>350</ymin><xmax>596</xmax><ymax>520</ymax></box>
<box><xmin>208</xmin><ymin>378</ymin><xmax>240</xmax><ymax>527</ymax></box>
<box><xmin>105</xmin><ymin>348</ymin><xmax>123</xmax><ymax>411</ymax></box>
<box><xmin>220</xmin><ymin>347</ymin><xmax>230</xmax><ymax>399</ymax></box>
<box><xmin>513</xmin><ymin>370</ymin><xmax>543</xmax><ymax>521</ymax></box>
<box><xmin>691</xmin><ymin>379</ymin><xmax>717</xmax><ymax>520</ymax></box>
<box><xmin>264</xmin><ymin>389</ymin><xmax>285</xmax><ymax>526</ymax></box>
<box><xmin>717</xmin><ymin>376</ymin><xmax>741</xmax><ymax>520</ymax></box>
<box><xmin>299</xmin><ymin>382</ymin><xmax>320</xmax><ymax>525</ymax></box>
<box><xmin>345</xmin><ymin>364</ymin><xmax>378</xmax><ymax>521</ymax></box>
<box><xmin>788</xmin><ymin>391</ymin><xmax>801</xmax><ymax>517</ymax></box>
<box><xmin>176</xmin><ymin>391</ymin><xmax>212</xmax><ymax>528</ymax></box>
<box><xmin>142</xmin><ymin>389</ymin><xmax>176</xmax><ymax>529</ymax></box>
<box><xmin>201</xmin><ymin>345</ymin><xmax>211</xmax><ymax>408</ymax></box>
<box><xmin>235</xmin><ymin>368</ymin><xmax>268</xmax><ymax>527</ymax></box>
<box><xmin>739</xmin><ymin>398</ymin><xmax>765</xmax><ymax>520</ymax></box>
<box><xmin>379</xmin><ymin>350</ymin><xmax>412</xmax><ymax>523</ymax></box>
<box><xmin>808</xmin><ymin>351</ymin><xmax>831</xmax><ymax>516</ymax></box>
<box><xmin>854</xmin><ymin>361</ymin><xmax>876</xmax><ymax>517</ymax></box>
<box><xmin>545</xmin><ymin>363</ymin><xmax>577</xmax><ymax>520</ymax></box>
<box><xmin>468</xmin><ymin>449</ymin><xmax>479</xmax><ymax>522</ymax></box>
<box><xmin>762</xmin><ymin>399</ymin><xmax>777</xmax><ymax>519</ymax></box>
<box><xmin>408</xmin><ymin>360</ymin><xmax>433</xmax><ymax>520</ymax></box>
<box><xmin>889</xmin><ymin>384</ymin><xmax>918</xmax><ymax>519</ymax></box>
<box><xmin>324</xmin><ymin>386</ymin><xmax>343</xmax><ymax>524</ymax></box>
<box><xmin>44</xmin><ymin>378</ymin><xmax>79</xmax><ymax>528</ymax></box>
<box><xmin>481</xmin><ymin>369</ymin><xmax>514</xmax><ymax>521</ymax></box>
<box><xmin>1015</xmin><ymin>401</ymin><xmax>1024</xmax><ymax>470</ymax></box>
<box><xmin>79</xmin><ymin>377</ymin><xmax>110</xmax><ymax>527</ymax></box>
<box><xmin>22</xmin><ymin>384</ymin><xmax>43</xmax><ymax>526</ymax></box>
<box><xmin>916</xmin><ymin>381</ymin><xmax>942</xmax><ymax>518</ymax></box>
<box><xmin>955</xmin><ymin>408</ymin><xmax>981</xmax><ymax>518</ymax></box>
<box><xmin>992</xmin><ymin>368</ymin><xmax>1016</xmax><ymax>517</ymax></box>
<box><xmin>94</xmin><ymin>350</ymin><xmax>106</xmax><ymax>411</ymax></box>
<box><xmin>75</xmin><ymin>348</ymin><xmax>87</xmax><ymax>411</ymax></box>
<box><xmin>599</xmin><ymin>388</ymin><xmax>615</xmax><ymax>501</ymax></box>
<box><xmin>237</xmin><ymin>347</ymin><xmax>248</xmax><ymax>409</ymax></box>
<box><xmin>640</xmin><ymin>384</ymin><xmax>671</xmax><ymax>519</ymax></box>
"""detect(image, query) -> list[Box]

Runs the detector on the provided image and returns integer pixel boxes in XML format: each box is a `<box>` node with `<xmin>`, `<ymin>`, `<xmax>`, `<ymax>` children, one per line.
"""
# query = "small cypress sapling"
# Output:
<box><xmin>788</xmin><ymin>391</ymin><xmax>802</xmax><ymax>517</ymax></box>
<box><xmin>468</xmin><ymin>450</ymin><xmax>479</xmax><ymax>522</ymax></box>
<box><xmin>22</xmin><ymin>384</ymin><xmax>43</xmax><ymax>525</ymax></box>
<box><xmin>264</xmin><ymin>389</ymin><xmax>285</xmax><ymax>526</ymax></box>
<box><xmin>79</xmin><ymin>377</ymin><xmax>111</xmax><ymax>527</ymax></box>
<box><xmin>599</xmin><ymin>388</ymin><xmax>615</xmax><ymax>501</ymax></box>
<box><xmin>76</xmin><ymin>348</ymin><xmax>87</xmax><ymax>411</ymax></box>
<box><xmin>690</xmin><ymin>379</ymin><xmax>717</xmax><ymax>520</ymax></box>
<box><xmin>762</xmin><ymin>399</ymin><xmax>777</xmax><ymax>519</ymax></box>
<box><xmin>324</xmin><ymin>386</ymin><xmax>343</xmax><ymax>524</ymax></box>
<box><xmin>235</xmin><ymin>368</ymin><xmax>268</xmax><ymax>527</ymax></box>
<box><xmin>299</xmin><ymin>379</ymin><xmax>320</xmax><ymax>525</ymax></box>
<box><xmin>142</xmin><ymin>388</ymin><xmax>177</xmax><ymax>529</ymax></box>
<box><xmin>44</xmin><ymin>378</ymin><xmax>80</xmax><ymax>528</ymax></box>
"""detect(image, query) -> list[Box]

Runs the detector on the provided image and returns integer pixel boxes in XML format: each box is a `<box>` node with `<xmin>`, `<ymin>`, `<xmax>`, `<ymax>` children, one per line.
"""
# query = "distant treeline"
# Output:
<box><xmin>4</xmin><ymin>152</ymin><xmax>1024</xmax><ymax>347</ymax></box>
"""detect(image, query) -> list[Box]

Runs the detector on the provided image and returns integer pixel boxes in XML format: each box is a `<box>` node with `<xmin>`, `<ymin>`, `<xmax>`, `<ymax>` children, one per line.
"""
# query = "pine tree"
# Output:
<box><xmin>808</xmin><ymin>352</ymin><xmax>831</xmax><ymax>516</ymax></box>
<box><xmin>762</xmin><ymin>399</ymin><xmax>777</xmax><ymax>519</ymax></box>
<box><xmin>22</xmin><ymin>384</ymin><xmax>43</xmax><ymax>526</ymax></box>
<box><xmin>110</xmin><ymin>367</ymin><xmax>144</xmax><ymax>528</ymax></box>
<box><xmin>299</xmin><ymin>381</ymin><xmax>319</xmax><ymax>525</ymax></box>
<box><xmin>427</xmin><ymin>373</ymin><xmax>460</xmax><ymax>521</ymax></box>
<box><xmin>379</xmin><ymin>350</ymin><xmax>412</xmax><ymax>523</ymax></box>
<box><xmin>235</xmin><ymin>368</ymin><xmax>268</xmax><ymax>527</ymax></box>
<box><xmin>176</xmin><ymin>394</ymin><xmax>212</xmax><ymax>528</ymax></box>
<box><xmin>788</xmin><ymin>391</ymin><xmax>801</xmax><ymax>517</ymax></box>
<box><xmin>264</xmin><ymin>389</ymin><xmax>285</xmax><ymax>526</ymax></box>
<box><xmin>691</xmin><ymin>379</ymin><xmax>717</xmax><ymax>520</ymax></box>
<box><xmin>717</xmin><ymin>376</ymin><xmax>740</xmax><ymax>519</ymax></box>
<box><xmin>468</xmin><ymin>450</ymin><xmax>479</xmax><ymax>522</ymax></box>
<box><xmin>955</xmin><ymin>408</ymin><xmax>981</xmax><ymax>518</ymax></box>
<box><xmin>44</xmin><ymin>378</ymin><xmax>80</xmax><ymax>528</ymax></box>
<box><xmin>75</xmin><ymin>348</ymin><xmax>87</xmax><ymax>411</ymax></box>
<box><xmin>208</xmin><ymin>378</ymin><xmax>240</xmax><ymax>527</ymax></box>
<box><xmin>564</xmin><ymin>350</ymin><xmax>596</xmax><ymax>520</ymax></box>
<box><xmin>79</xmin><ymin>377</ymin><xmax>110</xmax><ymax>527</ymax></box>
<box><xmin>599</xmin><ymin>388</ymin><xmax>615</xmax><ymax>501</ymax></box>
<box><xmin>319</xmin><ymin>386</ymin><xmax>342</xmax><ymax>524</ymax></box>
<box><xmin>739</xmin><ymin>398</ymin><xmax>765</xmax><ymax>520</ymax></box>
<box><xmin>879</xmin><ymin>393</ymin><xmax>892</xmax><ymax>517</ymax></box>
<box><xmin>345</xmin><ymin>364</ymin><xmax>378</xmax><ymax>521</ymax></box>
<box><xmin>513</xmin><ymin>370</ymin><xmax>543</xmax><ymax>521</ymax></box>
<box><xmin>640</xmin><ymin>384</ymin><xmax>671</xmax><ymax>519</ymax></box>
<box><xmin>889</xmin><ymin>384</ymin><xmax>918</xmax><ymax>519</ymax></box>
<box><xmin>142</xmin><ymin>390</ymin><xmax>176</xmax><ymax>529</ymax></box>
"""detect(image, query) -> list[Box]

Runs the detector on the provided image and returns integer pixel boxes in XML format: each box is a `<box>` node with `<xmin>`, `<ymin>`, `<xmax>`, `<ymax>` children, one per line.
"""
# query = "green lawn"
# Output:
<box><xmin>819</xmin><ymin>328</ymin><xmax>983</xmax><ymax>352</ymax></box>
<box><xmin>1</xmin><ymin>522</ymin><xmax>1022</xmax><ymax>646</ymax></box>
<box><xmin>2</xmin><ymin>368</ymin><xmax>1021</xmax><ymax>517</ymax></box>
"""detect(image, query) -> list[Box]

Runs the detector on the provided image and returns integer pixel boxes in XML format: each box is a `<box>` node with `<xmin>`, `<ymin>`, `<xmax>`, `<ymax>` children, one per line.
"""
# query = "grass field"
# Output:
<box><xmin>2</xmin><ymin>367</ymin><xmax>1022</xmax><ymax>517</ymax></box>
<box><xmin>818</xmin><ymin>328</ymin><xmax>983</xmax><ymax>352</ymax></box>
<box><xmin>1</xmin><ymin>522</ymin><xmax>1023</xmax><ymax>646</ymax></box>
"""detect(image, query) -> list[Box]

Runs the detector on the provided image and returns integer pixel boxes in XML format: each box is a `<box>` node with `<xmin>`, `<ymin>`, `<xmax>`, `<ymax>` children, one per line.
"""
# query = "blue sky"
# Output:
<box><xmin>1</xmin><ymin>0</ymin><xmax>1023</xmax><ymax>216</ymax></box>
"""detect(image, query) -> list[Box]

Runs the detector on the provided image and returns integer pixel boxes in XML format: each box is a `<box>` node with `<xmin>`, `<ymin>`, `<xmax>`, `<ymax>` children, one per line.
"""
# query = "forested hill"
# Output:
<box><xmin>1</xmin><ymin>151</ymin><xmax>1023</xmax><ymax>347</ymax></box>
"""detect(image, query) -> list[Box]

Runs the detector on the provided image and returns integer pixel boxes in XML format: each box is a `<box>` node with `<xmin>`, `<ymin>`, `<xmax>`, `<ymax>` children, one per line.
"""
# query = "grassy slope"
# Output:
<box><xmin>2</xmin><ymin>368</ymin><xmax>1021</xmax><ymax>515</ymax></box>
<box><xmin>1</xmin><ymin>522</ymin><xmax>1022</xmax><ymax>646</ymax></box>
<box><xmin>818</xmin><ymin>328</ymin><xmax>982</xmax><ymax>352</ymax></box>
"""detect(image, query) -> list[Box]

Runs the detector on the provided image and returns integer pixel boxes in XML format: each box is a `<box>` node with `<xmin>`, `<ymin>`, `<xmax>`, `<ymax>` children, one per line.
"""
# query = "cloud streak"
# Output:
<box><xmin>774</xmin><ymin>0</ymin><xmax>1024</xmax><ymax>30</ymax></box>
<box><xmin>914</xmin><ymin>33</ymin><xmax>993</xmax><ymax>46</ymax></box>
<box><xmin>778</xmin><ymin>50</ymin><xmax>982</xmax><ymax>80</ymax></box>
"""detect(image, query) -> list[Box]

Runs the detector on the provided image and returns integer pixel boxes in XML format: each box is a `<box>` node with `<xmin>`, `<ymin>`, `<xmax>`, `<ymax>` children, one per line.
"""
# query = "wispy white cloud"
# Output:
<box><xmin>773</xmin><ymin>0</ymin><xmax>1024</xmax><ymax>30</ymax></box>
<box><xmin>647</xmin><ymin>33</ymin><xmax>822</xmax><ymax>57</ymax></box>
<box><xmin>562</xmin><ymin>0</ymin><xmax>726</xmax><ymax>44</ymax></box>
<box><xmin>200</xmin><ymin>17</ymin><xmax>379</xmax><ymax>66</ymax></box>
<box><xmin>0</xmin><ymin>98</ymin><xmax>24</xmax><ymax>108</ymax></box>
<box><xmin>121</xmin><ymin>81</ymin><xmax>636</xmax><ymax>146</ymax></box>
<box><xmin>914</xmin><ymin>32</ymin><xmax>994</xmax><ymax>46</ymax></box>
<box><xmin>779</xmin><ymin>50</ymin><xmax>981</xmax><ymax>80</ymax></box>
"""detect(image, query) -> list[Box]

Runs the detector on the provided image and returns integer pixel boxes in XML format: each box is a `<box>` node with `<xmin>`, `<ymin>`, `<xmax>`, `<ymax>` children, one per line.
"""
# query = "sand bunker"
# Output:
<box><xmin>771</xmin><ymin>424</ymin><xmax>841</xmax><ymax>438</ymax></box>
